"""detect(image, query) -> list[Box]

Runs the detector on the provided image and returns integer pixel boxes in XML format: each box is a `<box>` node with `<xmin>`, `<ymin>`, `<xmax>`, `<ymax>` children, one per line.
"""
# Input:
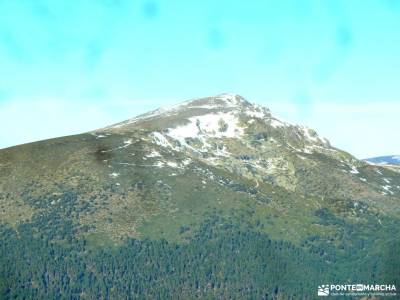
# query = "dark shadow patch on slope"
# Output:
<box><xmin>93</xmin><ymin>144</ymin><xmax>114</xmax><ymax>164</ymax></box>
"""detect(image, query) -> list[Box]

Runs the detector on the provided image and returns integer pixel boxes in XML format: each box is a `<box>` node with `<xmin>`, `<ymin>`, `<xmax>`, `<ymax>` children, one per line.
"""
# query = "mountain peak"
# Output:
<box><xmin>106</xmin><ymin>93</ymin><xmax>266</xmax><ymax>130</ymax></box>
<box><xmin>2</xmin><ymin>93</ymin><xmax>400</xmax><ymax>297</ymax></box>
<box><xmin>205</xmin><ymin>93</ymin><xmax>249</xmax><ymax>107</ymax></box>
<box><xmin>86</xmin><ymin>93</ymin><xmax>399</xmax><ymax>206</ymax></box>
<box><xmin>100</xmin><ymin>94</ymin><xmax>347</xmax><ymax>168</ymax></box>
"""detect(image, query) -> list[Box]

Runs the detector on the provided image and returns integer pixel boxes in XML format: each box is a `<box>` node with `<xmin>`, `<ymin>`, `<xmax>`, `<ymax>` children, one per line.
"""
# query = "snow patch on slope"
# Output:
<box><xmin>167</xmin><ymin>112</ymin><xmax>244</xmax><ymax>140</ymax></box>
<box><xmin>350</xmin><ymin>166</ymin><xmax>359</xmax><ymax>174</ymax></box>
<box><xmin>146</xmin><ymin>150</ymin><xmax>161</xmax><ymax>158</ymax></box>
<box><xmin>270</xmin><ymin>118</ymin><xmax>287</xmax><ymax>128</ymax></box>
<box><xmin>301</xmin><ymin>126</ymin><xmax>320</xmax><ymax>143</ymax></box>
<box><xmin>152</xmin><ymin>132</ymin><xmax>176</xmax><ymax>149</ymax></box>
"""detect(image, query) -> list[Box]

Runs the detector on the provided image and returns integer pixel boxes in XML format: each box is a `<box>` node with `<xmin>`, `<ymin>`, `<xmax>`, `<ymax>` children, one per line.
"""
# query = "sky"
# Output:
<box><xmin>0</xmin><ymin>0</ymin><xmax>399</xmax><ymax>158</ymax></box>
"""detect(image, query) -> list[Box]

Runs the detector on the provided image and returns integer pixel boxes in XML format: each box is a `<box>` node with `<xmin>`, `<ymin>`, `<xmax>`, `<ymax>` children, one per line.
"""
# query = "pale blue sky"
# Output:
<box><xmin>0</xmin><ymin>0</ymin><xmax>399</xmax><ymax>158</ymax></box>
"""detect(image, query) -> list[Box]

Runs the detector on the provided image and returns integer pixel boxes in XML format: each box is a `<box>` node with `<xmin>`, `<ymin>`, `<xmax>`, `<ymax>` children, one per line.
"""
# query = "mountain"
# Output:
<box><xmin>365</xmin><ymin>155</ymin><xmax>400</xmax><ymax>165</ymax></box>
<box><xmin>1</xmin><ymin>94</ymin><xmax>399</xmax><ymax>299</ymax></box>
<box><xmin>365</xmin><ymin>155</ymin><xmax>400</xmax><ymax>174</ymax></box>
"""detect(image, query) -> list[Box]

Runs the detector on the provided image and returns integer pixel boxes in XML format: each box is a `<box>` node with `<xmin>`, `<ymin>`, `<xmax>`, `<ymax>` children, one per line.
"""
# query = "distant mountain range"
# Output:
<box><xmin>1</xmin><ymin>93</ymin><xmax>399</xmax><ymax>299</ymax></box>
<box><xmin>365</xmin><ymin>155</ymin><xmax>400</xmax><ymax>165</ymax></box>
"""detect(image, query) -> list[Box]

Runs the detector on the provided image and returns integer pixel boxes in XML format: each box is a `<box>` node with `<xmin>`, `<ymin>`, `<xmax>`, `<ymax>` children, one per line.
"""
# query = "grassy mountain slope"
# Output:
<box><xmin>1</xmin><ymin>94</ymin><xmax>399</xmax><ymax>299</ymax></box>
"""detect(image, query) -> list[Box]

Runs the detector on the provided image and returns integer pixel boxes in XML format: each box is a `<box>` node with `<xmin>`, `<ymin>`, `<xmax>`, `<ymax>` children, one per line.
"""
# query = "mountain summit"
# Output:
<box><xmin>1</xmin><ymin>94</ymin><xmax>400</xmax><ymax>299</ymax></box>
<box><xmin>1</xmin><ymin>93</ymin><xmax>399</xmax><ymax>238</ymax></box>
<box><xmin>2</xmin><ymin>93</ymin><xmax>399</xmax><ymax>238</ymax></box>
<box><xmin>96</xmin><ymin>93</ymin><xmax>398</xmax><ymax>203</ymax></box>
<box><xmin>106</xmin><ymin>93</ymin><xmax>331</xmax><ymax>150</ymax></box>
